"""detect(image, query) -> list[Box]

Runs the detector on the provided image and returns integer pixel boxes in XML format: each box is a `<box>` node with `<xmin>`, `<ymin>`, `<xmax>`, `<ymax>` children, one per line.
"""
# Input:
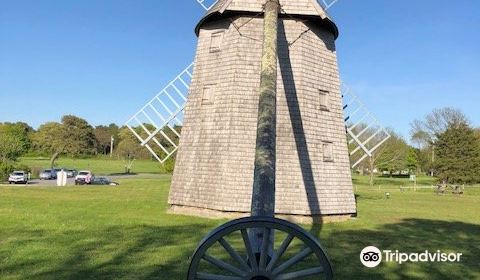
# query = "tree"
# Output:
<box><xmin>95</xmin><ymin>124</ymin><xmax>119</xmax><ymax>155</ymax></box>
<box><xmin>0</xmin><ymin>122</ymin><xmax>32</xmax><ymax>162</ymax></box>
<box><xmin>411</xmin><ymin>107</ymin><xmax>468</xmax><ymax>176</ymax></box>
<box><xmin>115</xmin><ymin>127</ymin><xmax>150</xmax><ymax>173</ymax></box>
<box><xmin>411</xmin><ymin>108</ymin><xmax>468</xmax><ymax>143</ymax></box>
<box><xmin>0</xmin><ymin>130</ymin><xmax>24</xmax><ymax>162</ymax></box>
<box><xmin>406</xmin><ymin>147</ymin><xmax>419</xmax><ymax>173</ymax></box>
<box><xmin>32</xmin><ymin>116</ymin><xmax>97</xmax><ymax>168</ymax></box>
<box><xmin>367</xmin><ymin>129</ymin><xmax>410</xmax><ymax>186</ymax></box>
<box><xmin>435</xmin><ymin>122</ymin><xmax>480</xmax><ymax>184</ymax></box>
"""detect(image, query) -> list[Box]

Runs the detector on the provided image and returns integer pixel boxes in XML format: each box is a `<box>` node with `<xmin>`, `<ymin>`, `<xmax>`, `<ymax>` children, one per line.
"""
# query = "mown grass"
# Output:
<box><xmin>19</xmin><ymin>157</ymin><xmax>163</xmax><ymax>175</ymax></box>
<box><xmin>352</xmin><ymin>174</ymin><xmax>438</xmax><ymax>189</ymax></box>
<box><xmin>0</xmin><ymin>176</ymin><xmax>479</xmax><ymax>279</ymax></box>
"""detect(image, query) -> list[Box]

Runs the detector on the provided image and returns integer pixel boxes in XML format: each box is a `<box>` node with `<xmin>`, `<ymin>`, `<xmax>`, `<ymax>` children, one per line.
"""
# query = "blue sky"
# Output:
<box><xmin>1</xmin><ymin>0</ymin><xmax>479</xmax><ymax>139</ymax></box>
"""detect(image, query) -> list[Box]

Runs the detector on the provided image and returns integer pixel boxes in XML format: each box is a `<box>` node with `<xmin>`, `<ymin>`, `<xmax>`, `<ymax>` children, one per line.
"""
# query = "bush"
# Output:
<box><xmin>159</xmin><ymin>156</ymin><xmax>176</xmax><ymax>174</ymax></box>
<box><xmin>0</xmin><ymin>162</ymin><xmax>32</xmax><ymax>181</ymax></box>
<box><xmin>0</xmin><ymin>162</ymin><xmax>15</xmax><ymax>181</ymax></box>
<box><xmin>15</xmin><ymin>164</ymin><xmax>31</xmax><ymax>174</ymax></box>
<box><xmin>30</xmin><ymin>166</ymin><xmax>43</xmax><ymax>178</ymax></box>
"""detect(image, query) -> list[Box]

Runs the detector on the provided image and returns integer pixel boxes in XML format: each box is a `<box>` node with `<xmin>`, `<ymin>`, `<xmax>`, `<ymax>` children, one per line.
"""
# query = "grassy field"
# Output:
<box><xmin>0</xmin><ymin>176</ymin><xmax>479</xmax><ymax>279</ymax></box>
<box><xmin>19</xmin><ymin>157</ymin><xmax>164</xmax><ymax>175</ymax></box>
<box><xmin>353</xmin><ymin>174</ymin><xmax>438</xmax><ymax>188</ymax></box>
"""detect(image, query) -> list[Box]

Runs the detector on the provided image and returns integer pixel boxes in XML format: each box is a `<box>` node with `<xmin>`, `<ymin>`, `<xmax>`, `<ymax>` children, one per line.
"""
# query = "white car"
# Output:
<box><xmin>8</xmin><ymin>171</ymin><xmax>28</xmax><ymax>184</ymax></box>
<box><xmin>75</xmin><ymin>171</ymin><xmax>94</xmax><ymax>185</ymax></box>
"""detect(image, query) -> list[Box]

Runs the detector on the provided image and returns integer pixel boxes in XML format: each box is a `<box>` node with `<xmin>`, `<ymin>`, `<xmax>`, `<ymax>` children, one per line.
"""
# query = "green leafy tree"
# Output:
<box><xmin>411</xmin><ymin>107</ymin><xmax>468</xmax><ymax>175</ymax></box>
<box><xmin>32</xmin><ymin>116</ymin><xmax>97</xmax><ymax>168</ymax></box>
<box><xmin>0</xmin><ymin>122</ymin><xmax>32</xmax><ymax>162</ymax></box>
<box><xmin>95</xmin><ymin>124</ymin><xmax>119</xmax><ymax>155</ymax></box>
<box><xmin>116</xmin><ymin>127</ymin><xmax>151</xmax><ymax>173</ymax></box>
<box><xmin>0</xmin><ymin>131</ymin><xmax>24</xmax><ymax>162</ymax></box>
<box><xmin>369</xmin><ymin>130</ymin><xmax>409</xmax><ymax>186</ymax></box>
<box><xmin>435</xmin><ymin>122</ymin><xmax>480</xmax><ymax>184</ymax></box>
<box><xmin>406</xmin><ymin>147</ymin><xmax>419</xmax><ymax>173</ymax></box>
<box><xmin>414</xmin><ymin>147</ymin><xmax>433</xmax><ymax>174</ymax></box>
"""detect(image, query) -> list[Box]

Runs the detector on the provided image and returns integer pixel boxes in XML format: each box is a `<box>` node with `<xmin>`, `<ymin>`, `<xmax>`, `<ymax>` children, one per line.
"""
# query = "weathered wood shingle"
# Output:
<box><xmin>169</xmin><ymin>1</ymin><xmax>356</xmax><ymax>220</ymax></box>
<box><xmin>206</xmin><ymin>0</ymin><xmax>328</xmax><ymax>18</ymax></box>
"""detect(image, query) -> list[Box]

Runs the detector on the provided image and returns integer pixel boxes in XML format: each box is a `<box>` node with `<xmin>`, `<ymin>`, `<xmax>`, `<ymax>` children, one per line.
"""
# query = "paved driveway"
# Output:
<box><xmin>1</xmin><ymin>174</ymin><xmax>164</xmax><ymax>186</ymax></box>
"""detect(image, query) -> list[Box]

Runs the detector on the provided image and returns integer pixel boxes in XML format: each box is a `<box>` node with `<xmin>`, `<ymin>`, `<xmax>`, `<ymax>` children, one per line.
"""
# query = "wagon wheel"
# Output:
<box><xmin>188</xmin><ymin>217</ymin><xmax>333</xmax><ymax>280</ymax></box>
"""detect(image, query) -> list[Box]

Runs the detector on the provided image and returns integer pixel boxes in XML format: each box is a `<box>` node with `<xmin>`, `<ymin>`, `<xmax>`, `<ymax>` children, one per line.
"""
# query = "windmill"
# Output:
<box><xmin>126</xmin><ymin>0</ymin><xmax>389</xmax><ymax>219</ymax></box>
<box><xmin>126</xmin><ymin>0</ymin><xmax>390</xmax><ymax>278</ymax></box>
<box><xmin>126</xmin><ymin>0</ymin><xmax>389</xmax><ymax>168</ymax></box>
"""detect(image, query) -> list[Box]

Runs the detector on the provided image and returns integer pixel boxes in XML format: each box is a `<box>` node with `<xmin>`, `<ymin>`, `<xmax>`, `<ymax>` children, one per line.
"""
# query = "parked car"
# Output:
<box><xmin>75</xmin><ymin>171</ymin><xmax>94</xmax><ymax>185</ymax></box>
<box><xmin>8</xmin><ymin>171</ymin><xmax>28</xmax><ymax>184</ymax></box>
<box><xmin>39</xmin><ymin>169</ymin><xmax>57</xmax><ymax>180</ymax></box>
<box><xmin>66</xmin><ymin>169</ymin><xmax>78</xmax><ymax>178</ymax></box>
<box><xmin>91</xmin><ymin>177</ymin><xmax>119</xmax><ymax>186</ymax></box>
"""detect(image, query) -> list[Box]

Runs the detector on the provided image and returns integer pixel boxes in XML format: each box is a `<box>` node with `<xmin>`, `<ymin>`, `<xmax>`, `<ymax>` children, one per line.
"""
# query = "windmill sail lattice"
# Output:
<box><xmin>127</xmin><ymin>0</ymin><xmax>389</xmax><ymax>168</ymax></box>
<box><xmin>196</xmin><ymin>0</ymin><xmax>341</xmax><ymax>12</ymax></box>
<box><xmin>320</xmin><ymin>0</ymin><xmax>340</xmax><ymax>10</ymax></box>
<box><xmin>196</xmin><ymin>0</ymin><xmax>219</xmax><ymax>10</ymax></box>
<box><xmin>342</xmin><ymin>84</ymin><xmax>391</xmax><ymax>168</ymax></box>
<box><xmin>126</xmin><ymin>63</ymin><xmax>193</xmax><ymax>163</ymax></box>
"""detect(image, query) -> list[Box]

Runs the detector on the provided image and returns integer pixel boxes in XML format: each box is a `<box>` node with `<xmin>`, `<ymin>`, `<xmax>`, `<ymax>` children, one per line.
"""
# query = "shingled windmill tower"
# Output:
<box><xmin>168</xmin><ymin>0</ymin><xmax>356</xmax><ymax>222</ymax></box>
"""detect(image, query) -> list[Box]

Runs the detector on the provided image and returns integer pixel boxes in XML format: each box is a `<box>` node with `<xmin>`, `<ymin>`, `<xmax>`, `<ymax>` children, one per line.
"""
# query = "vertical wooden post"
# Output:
<box><xmin>110</xmin><ymin>136</ymin><xmax>114</xmax><ymax>157</ymax></box>
<box><xmin>251</xmin><ymin>0</ymin><xmax>280</xmax><ymax>218</ymax></box>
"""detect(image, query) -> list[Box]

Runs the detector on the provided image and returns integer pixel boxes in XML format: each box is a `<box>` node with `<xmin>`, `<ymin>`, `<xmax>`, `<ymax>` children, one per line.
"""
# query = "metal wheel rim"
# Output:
<box><xmin>188</xmin><ymin>217</ymin><xmax>333</xmax><ymax>280</ymax></box>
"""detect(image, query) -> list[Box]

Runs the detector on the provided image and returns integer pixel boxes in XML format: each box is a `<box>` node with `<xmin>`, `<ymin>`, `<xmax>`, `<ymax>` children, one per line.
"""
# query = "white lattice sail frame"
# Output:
<box><xmin>341</xmin><ymin>83</ymin><xmax>391</xmax><ymax>168</ymax></box>
<box><xmin>126</xmin><ymin>63</ymin><xmax>194</xmax><ymax>163</ymax></box>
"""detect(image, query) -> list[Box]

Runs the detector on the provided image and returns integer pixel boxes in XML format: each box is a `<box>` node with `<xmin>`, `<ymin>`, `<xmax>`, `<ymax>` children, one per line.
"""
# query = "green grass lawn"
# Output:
<box><xmin>352</xmin><ymin>174</ymin><xmax>438</xmax><ymax>189</ymax></box>
<box><xmin>0</xmin><ymin>176</ymin><xmax>479</xmax><ymax>279</ymax></box>
<box><xmin>19</xmin><ymin>157</ymin><xmax>164</xmax><ymax>175</ymax></box>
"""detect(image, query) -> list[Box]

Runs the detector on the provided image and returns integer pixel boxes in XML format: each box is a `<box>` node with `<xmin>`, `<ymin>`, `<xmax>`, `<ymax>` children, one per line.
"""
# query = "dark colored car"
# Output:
<box><xmin>39</xmin><ymin>169</ymin><xmax>57</xmax><ymax>180</ymax></box>
<box><xmin>91</xmin><ymin>177</ymin><xmax>119</xmax><ymax>186</ymax></box>
<box><xmin>66</xmin><ymin>169</ymin><xmax>78</xmax><ymax>178</ymax></box>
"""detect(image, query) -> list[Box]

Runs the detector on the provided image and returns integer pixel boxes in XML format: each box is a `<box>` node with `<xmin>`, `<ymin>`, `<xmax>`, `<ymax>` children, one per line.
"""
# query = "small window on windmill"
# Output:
<box><xmin>210</xmin><ymin>31</ymin><xmax>224</xmax><ymax>53</ymax></box>
<box><xmin>319</xmin><ymin>90</ymin><xmax>330</xmax><ymax>111</ymax></box>
<box><xmin>202</xmin><ymin>85</ymin><xmax>215</xmax><ymax>105</ymax></box>
<box><xmin>323</xmin><ymin>141</ymin><xmax>334</xmax><ymax>162</ymax></box>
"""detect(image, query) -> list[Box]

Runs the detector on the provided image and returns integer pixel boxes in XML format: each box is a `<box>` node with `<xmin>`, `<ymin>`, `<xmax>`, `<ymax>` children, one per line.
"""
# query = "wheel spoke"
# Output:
<box><xmin>189</xmin><ymin>217</ymin><xmax>333</xmax><ymax>280</ymax></box>
<box><xmin>259</xmin><ymin>227</ymin><xmax>271</xmax><ymax>270</ymax></box>
<box><xmin>241</xmin><ymin>228</ymin><xmax>258</xmax><ymax>272</ymax></box>
<box><xmin>276</xmin><ymin>267</ymin><xmax>324</xmax><ymax>280</ymax></box>
<box><xmin>218</xmin><ymin>237</ymin><xmax>251</xmax><ymax>272</ymax></box>
<box><xmin>196</xmin><ymin>272</ymin><xmax>243</xmax><ymax>280</ymax></box>
<box><xmin>203</xmin><ymin>254</ymin><xmax>246</xmax><ymax>277</ymax></box>
<box><xmin>266</xmin><ymin>233</ymin><xmax>294</xmax><ymax>271</ymax></box>
<box><xmin>272</xmin><ymin>247</ymin><xmax>313</xmax><ymax>276</ymax></box>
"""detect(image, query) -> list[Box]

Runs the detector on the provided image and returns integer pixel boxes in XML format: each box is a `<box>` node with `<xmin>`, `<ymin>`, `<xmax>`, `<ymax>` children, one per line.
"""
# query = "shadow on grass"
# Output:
<box><xmin>325</xmin><ymin>219</ymin><xmax>480</xmax><ymax>279</ymax></box>
<box><xmin>0</xmin><ymin>223</ymin><xmax>212</xmax><ymax>279</ymax></box>
<box><xmin>1</xmin><ymin>219</ymin><xmax>478</xmax><ymax>279</ymax></box>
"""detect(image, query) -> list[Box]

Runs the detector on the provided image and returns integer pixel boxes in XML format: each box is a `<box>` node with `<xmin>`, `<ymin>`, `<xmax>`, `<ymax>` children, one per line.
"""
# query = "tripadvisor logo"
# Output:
<box><xmin>360</xmin><ymin>246</ymin><xmax>382</xmax><ymax>268</ymax></box>
<box><xmin>360</xmin><ymin>246</ymin><xmax>462</xmax><ymax>268</ymax></box>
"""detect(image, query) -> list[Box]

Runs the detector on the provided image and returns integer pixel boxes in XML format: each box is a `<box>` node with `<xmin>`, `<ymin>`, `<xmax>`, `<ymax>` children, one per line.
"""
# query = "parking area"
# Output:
<box><xmin>2</xmin><ymin>175</ymin><xmax>137</xmax><ymax>186</ymax></box>
<box><xmin>29</xmin><ymin>178</ymin><xmax>76</xmax><ymax>186</ymax></box>
<box><xmin>1</xmin><ymin>174</ymin><xmax>167</xmax><ymax>187</ymax></box>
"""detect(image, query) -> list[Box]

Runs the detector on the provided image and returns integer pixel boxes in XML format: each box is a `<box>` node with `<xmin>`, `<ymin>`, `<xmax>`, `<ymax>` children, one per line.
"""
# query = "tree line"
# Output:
<box><xmin>0</xmin><ymin>115</ymin><xmax>178</xmax><ymax>179</ymax></box>
<box><xmin>354</xmin><ymin>107</ymin><xmax>480</xmax><ymax>185</ymax></box>
<box><xmin>1</xmin><ymin>107</ymin><xmax>479</xmax><ymax>183</ymax></box>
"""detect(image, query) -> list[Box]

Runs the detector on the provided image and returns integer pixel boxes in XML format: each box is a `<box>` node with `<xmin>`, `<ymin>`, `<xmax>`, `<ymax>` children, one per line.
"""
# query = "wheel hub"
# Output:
<box><xmin>251</xmin><ymin>276</ymin><xmax>270</xmax><ymax>280</ymax></box>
